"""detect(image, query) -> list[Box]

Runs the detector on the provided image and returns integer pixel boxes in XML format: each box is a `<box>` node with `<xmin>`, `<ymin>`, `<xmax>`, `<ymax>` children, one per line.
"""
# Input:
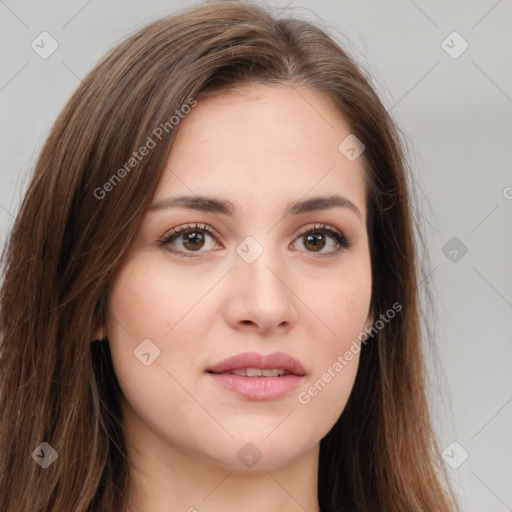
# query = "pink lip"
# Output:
<box><xmin>206</xmin><ymin>351</ymin><xmax>306</xmax><ymax>376</ymax></box>
<box><xmin>206</xmin><ymin>351</ymin><xmax>307</xmax><ymax>401</ymax></box>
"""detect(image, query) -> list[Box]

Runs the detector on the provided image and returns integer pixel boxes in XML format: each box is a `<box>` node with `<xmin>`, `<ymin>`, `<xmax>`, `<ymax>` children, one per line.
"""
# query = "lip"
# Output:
<box><xmin>206</xmin><ymin>351</ymin><xmax>306</xmax><ymax>376</ymax></box>
<box><xmin>206</xmin><ymin>351</ymin><xmax>306</xmax><ymax>401</ymax></box>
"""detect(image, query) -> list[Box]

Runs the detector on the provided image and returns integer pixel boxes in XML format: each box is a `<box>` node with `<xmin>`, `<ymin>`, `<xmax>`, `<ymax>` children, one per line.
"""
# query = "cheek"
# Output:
<box><xmin>105</xmin><ymin>257</ymin><xmax>174</xmax><ymax>384</ymax></box>
<box><xmin>104</xmin><ymin>258</ymin><xmax>216</xmax><ymax>448</ymax></box>
<box><xmin>293</xmin><ymin>255</ymin><xmax>370</xmax><ymax>428</ymax></box>
<box><xmin>107</xmin><ymin>253</ymin><xmax>217</xmax><ymax>342</ymax></box>
<box><xmin>302</xmin><ymin>256</ymin><xmax>372</xmax><ymax>342</ymax></box>
<box><xmin>295</xmin><ymin>349</ymin><xmax>360</xmax><ymax>443</ymax></box>
<box><xmin>105</xmin><ymin>254</ymin><xmax>221</xmax><ymax>398</ymax></box>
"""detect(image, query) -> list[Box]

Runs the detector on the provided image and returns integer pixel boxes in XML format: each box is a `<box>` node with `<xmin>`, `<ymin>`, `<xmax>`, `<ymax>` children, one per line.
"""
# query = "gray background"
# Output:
<box><xmin>1</xmin><ymin>1</ymin><xmax>511</xmax><ymax>510</ymax></box>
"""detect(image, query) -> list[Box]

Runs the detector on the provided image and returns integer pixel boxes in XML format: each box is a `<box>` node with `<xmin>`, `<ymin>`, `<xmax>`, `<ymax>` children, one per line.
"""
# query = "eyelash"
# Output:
<box><xmin>157</xmin><ymin>222</ymin><xmax>353</xmax><ymax>259</ymax></box>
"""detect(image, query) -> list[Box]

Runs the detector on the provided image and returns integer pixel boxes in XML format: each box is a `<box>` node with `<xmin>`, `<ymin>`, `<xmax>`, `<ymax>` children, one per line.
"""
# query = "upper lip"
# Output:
<box><xmin>206</xmin><ymin>351</ymin><xmax>307</xmax><ymax>376</ymax></box>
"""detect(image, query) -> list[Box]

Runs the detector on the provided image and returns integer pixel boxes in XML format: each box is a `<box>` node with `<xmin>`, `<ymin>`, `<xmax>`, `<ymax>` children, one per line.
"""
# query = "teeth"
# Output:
<box><xmin>246</xmin><ymin>368</ymin><xmax>263</xmax><ymax>377</ymax></box>
<box><xmin>230</xmin><ymin>368</ymin><xmax>288</xmax><ymax>377</ymax></box>
<box><xmin>261</xmin><ymin>369</ymin><xmax>285</xmax><ymax>377</ymax></box>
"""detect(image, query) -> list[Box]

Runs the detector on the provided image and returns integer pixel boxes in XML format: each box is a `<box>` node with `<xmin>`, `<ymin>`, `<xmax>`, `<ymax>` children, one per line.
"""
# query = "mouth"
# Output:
<box><xmin>205</xmin><ymin>351</ymin><xmax>306</xmax><ymax>400</ymax></box>
<box><xmin>208</xmin><ymin>368</ymin><xmax>292</xmax><ymax>377</ymax></box>
<box><xmin>206</xmin><ymin>351</ymin><xmax>306</xmax><ymax>376</ymax></box>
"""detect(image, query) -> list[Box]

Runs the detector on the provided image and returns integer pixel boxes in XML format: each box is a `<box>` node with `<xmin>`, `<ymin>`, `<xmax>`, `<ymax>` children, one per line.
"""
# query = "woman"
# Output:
<box><xmin>0</xmin><ymin>1</ymin><xmax>459</xmax><ymax>511</ymax></box>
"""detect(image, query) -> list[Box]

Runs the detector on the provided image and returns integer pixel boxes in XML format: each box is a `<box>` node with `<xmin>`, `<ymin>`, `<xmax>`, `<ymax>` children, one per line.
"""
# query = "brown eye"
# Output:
<box><xmin>158</xmin><ymin>223</ymin><xmax>219</xmax><ymax>257</ymax></box>
<box><xmin>158</xmin><ymin>223</ymin><xmax>352</xmax><ymax>259</ymax></box>
<box><xmin>181</xmin><ymin>230</ymin><xmax>206</xmax><ymax>251</ymax></box>
<box><xmin>303</xmin><ymin>232</ymin><xmax>326</xmax><ymax>252</ymax></box>
<box><xmin>293</xmin><ymin>225</ymin><xmax>352</xmax><ymax>257</ymax></box>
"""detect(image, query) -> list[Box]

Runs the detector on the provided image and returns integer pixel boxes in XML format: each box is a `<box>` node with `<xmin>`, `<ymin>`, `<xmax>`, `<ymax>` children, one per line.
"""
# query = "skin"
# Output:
<box><xmin>101</xmin><ymin>84</ymin><xmax>374</xmax><ymax>512</ymax></box>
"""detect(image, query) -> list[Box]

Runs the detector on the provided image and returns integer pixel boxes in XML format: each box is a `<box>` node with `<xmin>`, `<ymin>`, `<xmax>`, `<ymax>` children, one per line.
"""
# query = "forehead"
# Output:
<box><xmin>155</xmin><ymin>84</ymin><xmax>367</xmax><ymax>220</ymax></box>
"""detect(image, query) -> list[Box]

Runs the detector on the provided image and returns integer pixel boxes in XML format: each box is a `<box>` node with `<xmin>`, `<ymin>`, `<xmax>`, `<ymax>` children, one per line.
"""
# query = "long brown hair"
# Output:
<box><xmin>0</xmin><ymin>2</ymin><xmax>459</xmax><ymax>511</ymax></box>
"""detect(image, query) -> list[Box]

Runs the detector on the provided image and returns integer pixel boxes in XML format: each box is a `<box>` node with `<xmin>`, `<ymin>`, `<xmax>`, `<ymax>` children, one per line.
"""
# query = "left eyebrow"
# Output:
<box><xmin>149</xmin><ymin>194</ymin><xmax>362</xmax><ymax>222</ymax></box>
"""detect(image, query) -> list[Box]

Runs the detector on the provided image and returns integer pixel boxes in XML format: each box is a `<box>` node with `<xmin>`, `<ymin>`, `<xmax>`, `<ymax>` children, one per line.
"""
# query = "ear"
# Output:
<box><xmin>93</xmin><ymin>326</ymin><xmax>107</xmax><ymax>340</ymax></box>
<box><xmin>364</xmin><ymin>311</ymin><xmax>374</xmax><ymax>331</ymax></box>
<box><xmin>360</xmin><ymin>311</ymin><xmax>374</xmax><ymax>341</ymax></box>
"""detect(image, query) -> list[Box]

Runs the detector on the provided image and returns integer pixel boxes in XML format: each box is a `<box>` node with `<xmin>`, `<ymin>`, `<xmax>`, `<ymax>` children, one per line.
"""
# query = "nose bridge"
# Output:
<box><xmin>236</xmin><ymin>234</ymin><xmax>287</xmax><ymax>300</ymax></box>
<box><xmin>227</xmin><ymin>233</ymin><xmax>297</xmax><ymax>332</ymax></box>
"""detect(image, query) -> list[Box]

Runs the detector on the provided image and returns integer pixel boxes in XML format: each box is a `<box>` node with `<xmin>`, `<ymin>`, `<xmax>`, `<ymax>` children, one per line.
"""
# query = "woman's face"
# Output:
<box><xmin>106</xmin><ymin>84</ymin><xmax>373</xmax><ymax>471</ymax></box>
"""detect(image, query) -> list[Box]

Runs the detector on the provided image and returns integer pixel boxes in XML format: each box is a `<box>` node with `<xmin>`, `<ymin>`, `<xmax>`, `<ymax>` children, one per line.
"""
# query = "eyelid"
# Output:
<box><xmin>159</xmin><ymin>222</ymin><xmax>220</xmax><ymax>242</ymax></box>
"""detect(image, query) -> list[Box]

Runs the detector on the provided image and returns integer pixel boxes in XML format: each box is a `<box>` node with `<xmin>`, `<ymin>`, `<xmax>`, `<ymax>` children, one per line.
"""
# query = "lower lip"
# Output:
<box><xmin>207</xmin><ymin>373</ymin><xmax>304</xmax><ymax>400</ymax></box>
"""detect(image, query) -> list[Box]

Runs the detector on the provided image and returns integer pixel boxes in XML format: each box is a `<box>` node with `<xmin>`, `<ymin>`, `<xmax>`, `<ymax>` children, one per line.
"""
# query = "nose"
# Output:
<box><xmin>222</xmin><ymin>245</ymin><xmax>299</xmax><ymax>335</ymax></box>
